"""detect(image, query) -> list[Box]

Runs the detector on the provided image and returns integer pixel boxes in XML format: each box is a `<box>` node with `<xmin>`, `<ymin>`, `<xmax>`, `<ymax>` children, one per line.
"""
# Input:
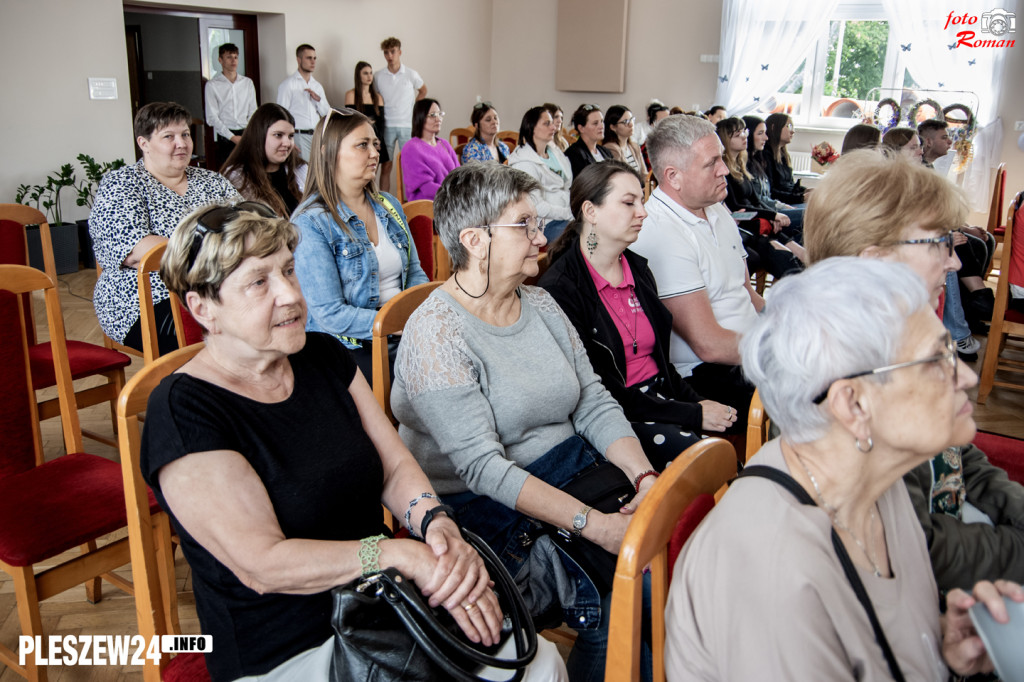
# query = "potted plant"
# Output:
<box><xmin>15</xmin><ymin>163</ymin><xmax>80</xmax><ymax>274</ymax></box>
<box><xmin>74</xmin><ymin>154</ymin><xmax>125</xmax><ymax>267</ymax></box>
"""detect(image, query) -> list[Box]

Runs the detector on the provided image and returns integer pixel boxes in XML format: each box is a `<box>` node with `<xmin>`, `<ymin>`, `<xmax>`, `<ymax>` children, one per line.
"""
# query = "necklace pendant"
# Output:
<box><xmin>632</xmin><ymin>340</ymin><xmax>638</xmax><ymax>355</ymax></box>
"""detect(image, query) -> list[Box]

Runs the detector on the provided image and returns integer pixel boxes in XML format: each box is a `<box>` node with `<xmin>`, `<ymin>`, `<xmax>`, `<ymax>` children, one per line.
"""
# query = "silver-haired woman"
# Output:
<box><xmin>665</xmin><ymin>257</ymin><xmax>1023</xmax><ymax>680</ymax></box>
<box><xmin>392</xmin><ymin>163</ymin><xmax>658</xmax><ymax>681</ymax></box>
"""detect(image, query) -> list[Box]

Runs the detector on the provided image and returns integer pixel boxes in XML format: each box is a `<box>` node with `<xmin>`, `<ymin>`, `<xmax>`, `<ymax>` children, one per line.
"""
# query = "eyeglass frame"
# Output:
<box><xmin>322</xmin><ymin>107</ymin><xmax>360</xmax><ymax>130</ymax></box>
<box><xmin>427</xmin><ymin>110</ymin><xmax>446</xmax><ymax>119</ymax></box>
<box><xmin>811</xmin><ymin>330</ymin><xmax>957</xmax><ymax>404</ymax></box>
<box><xmin>470</xmin><ymin>216</ymin><xmax>547</xmax><ymax>241</ymax></box>
<box><xmin>615</xmin><ymin>116</ymin><xmax>636</xmax><ymax>126</ymax></box>
<box><xmin>473</xmin><ymin>101</ymin><xmax>494</xmax><ymax>111</ymax></box>
<box><xmin>187</xmin><ymin>201</ymin><xmax>277</xmax><ymax>272</ymax></box>
<box><xmin>891</xmin><ymin>230</ymin><xmax>956</xmax><ymax>259</ymax></box>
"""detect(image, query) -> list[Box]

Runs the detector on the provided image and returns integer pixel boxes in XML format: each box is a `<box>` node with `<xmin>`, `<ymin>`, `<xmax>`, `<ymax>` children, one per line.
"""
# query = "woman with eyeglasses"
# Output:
<box><xmin>461</xmin><ymin>102</ymin><xmax>510</xmax><ymax>165</ymax></box>
<box><xmin>291</xmin><ymin>108</ymin><xmax>428</xmax><ymax>379</ymax></box>
<box><xmin>601</xmin><ymin>106</ymin><xmax>648</xmax><ymax>183</ymax></box>
<box><xmin>393</xmin><ymin>163</ymin><xmax>659</xmax><ymax>681</ymax></box>
<box><xmin>508</xmin><ymin>106</ymin><xmax>573</xmax><ymax>240</ymax></box>
<box><xmin>401</xmin><ymin>98</ymin><xmax>459</xmax><ymax>201</ymax></box>
<box><xmin>141</xmin><ymin>202</ymin><xmax>569</xmax><ymax>681</ymax></box>
<box><xmin>90</xmin><ymin>101</ymin><xmax>241</xmax><ymax>357</ymax></box>
<box><xmin>666</xmin><ymin>256</ymin><xmax>1023</xmax><ymax>680</ymax></box>
<box><xmin>763</xmin><ymin>113</ymin><xmax>808</xmax><ymax>205</ymax></box>
<box><xmin>716</xmin><ymin>117</ymin><xmax>805</xmax><ymax>278</ymax></box>
<box><xmin>221</xmin><ymin>103</ymin><xmax>308</xmax><ymax>218</ymax></box>
<box><xmin>565</xmin><ymin>104</ymin><xmax>612</xmax><ymax>180</ymax></box>
<box><xmin>804</xmin><ymin>149</ymin><xmax>1024</xmax><ymax>594</ymax></box>
<box><xmin>539</xmin><ymin>162</ymin><xmax>737</xmax><ymax>469</ymax></box>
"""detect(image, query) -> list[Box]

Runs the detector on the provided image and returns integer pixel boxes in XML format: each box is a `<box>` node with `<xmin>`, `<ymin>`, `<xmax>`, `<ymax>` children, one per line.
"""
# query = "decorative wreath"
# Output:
<box><xmin>953</xmin><ymin>140</ymin><xmax>974</xmax><ymax>174</ymax></box>
<box><xmin>872</xmin><ymin>98</ymin><xmax>901</xmax><ymax>132</ymax></box>
<box><xmin>942</xmin><ymin>103</ymin><xmax>977</xmax><ymax>143</ymax></box>
<box><xmin>907</xmin><ymin>99</ymin><xmax>944</xmax><ymax>128</ymax></box>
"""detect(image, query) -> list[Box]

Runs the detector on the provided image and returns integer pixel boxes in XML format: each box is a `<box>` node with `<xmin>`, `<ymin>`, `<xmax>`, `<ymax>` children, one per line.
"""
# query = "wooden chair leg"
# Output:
<box><xmin>12</xmin><ymin>565</ymin><xmax>47</xmax><ymax>682</ymax></box>
<box><xmin>82</xmin><ymin>540</ymin><xmax>103</xmax><ymax>603</ymax></box>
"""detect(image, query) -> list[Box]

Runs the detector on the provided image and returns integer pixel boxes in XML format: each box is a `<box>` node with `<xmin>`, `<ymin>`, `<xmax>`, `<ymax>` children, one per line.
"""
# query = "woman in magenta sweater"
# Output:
<box><xmin>401</xmin><ymin>98</ymin><xmax>459</xmax><ymax>201</ymax></box>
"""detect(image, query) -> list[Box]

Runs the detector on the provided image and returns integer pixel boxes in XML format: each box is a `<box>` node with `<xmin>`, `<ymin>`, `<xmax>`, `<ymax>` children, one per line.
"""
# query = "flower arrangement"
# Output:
<box><xmin>811</xmin><ymin>141</ymin><xmax>839</xmax><ymax>168</ymax></box>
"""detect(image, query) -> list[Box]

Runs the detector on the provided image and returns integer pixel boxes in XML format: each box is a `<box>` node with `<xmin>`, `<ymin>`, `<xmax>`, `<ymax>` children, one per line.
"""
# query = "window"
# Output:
<box><xmin>767</xmin><ymin>3</ymin><xmax>912</xmax><ymax>127</ymax></box>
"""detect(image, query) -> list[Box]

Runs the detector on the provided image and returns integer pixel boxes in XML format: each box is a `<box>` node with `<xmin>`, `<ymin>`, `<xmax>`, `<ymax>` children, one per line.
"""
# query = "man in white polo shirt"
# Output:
<box><xmin>204</xmin><ymin>43</ymin><xmax>257</xmax><ymax>169</ymax></box>
<box><xmin>374</xmin><ymin>36</ymin><xmax>427</xmax><ymax>192</ymax></box>
<box><xmin>632</xmin><ymin>114</ymin><xmax>762</xmax><ymax>426</ymax></box>
<box><xmin>276</xmin><ymin>44</ymin><xmax>330</xmax><ymax>161</ymax></box>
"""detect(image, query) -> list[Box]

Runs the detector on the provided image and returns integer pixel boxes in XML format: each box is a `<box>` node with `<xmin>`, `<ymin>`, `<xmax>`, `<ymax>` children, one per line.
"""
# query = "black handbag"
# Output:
<box><xmin>543</xmin><ymin>461</ymin><xmax>635</xmax><ymax>595</ymax></box>
<box><xmin>329</xmin><ymin>528</ymin><xmax>537</xmax><ymax>682</ymax></box>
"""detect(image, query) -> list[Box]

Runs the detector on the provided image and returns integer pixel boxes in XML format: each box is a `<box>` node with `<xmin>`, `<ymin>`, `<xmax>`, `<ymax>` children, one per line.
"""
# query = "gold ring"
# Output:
<box><xmin>462</xmin><ymin>602</ymin><xmax>477</xmax><ymax>612</ymax></box>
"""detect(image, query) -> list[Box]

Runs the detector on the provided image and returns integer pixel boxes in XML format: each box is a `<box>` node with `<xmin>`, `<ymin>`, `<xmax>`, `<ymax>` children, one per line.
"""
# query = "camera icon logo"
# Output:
<box><xmin>981</xmin><ymin>8</ymin><xmax>1016</xmax><ymax>35</ymax></box>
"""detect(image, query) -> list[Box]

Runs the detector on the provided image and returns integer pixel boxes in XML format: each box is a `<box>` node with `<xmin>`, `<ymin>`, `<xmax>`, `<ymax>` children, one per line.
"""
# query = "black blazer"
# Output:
<box><xmin>762</xmin><ymin>151</ymin><xmax>805</xmax><ymax>204</ymax></box>
<box><xmin>565</xmin><ymin>139</ymin><xmax>613</xmax><ymax>180</ymax></box>
<box><xmin>538</xmin><ymin>239</ymin><xmax>704</xmax><ymax>430</ymax></box>
<box><xmin>724</xmin><ymin>173</ymin><xmax>778</xmax><ymax>222</ymax></box>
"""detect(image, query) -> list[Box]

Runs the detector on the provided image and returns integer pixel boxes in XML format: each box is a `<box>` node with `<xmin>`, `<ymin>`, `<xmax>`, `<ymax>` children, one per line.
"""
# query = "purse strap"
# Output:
<box><xmin>371</xmin><ymin>527</ymin><xmax>536</xmax><ymax>680</ymax></box>
<box><xmin>736</xmin><ymin>466</ymin><xmax>906</xmax><ymax>682</ymax></box>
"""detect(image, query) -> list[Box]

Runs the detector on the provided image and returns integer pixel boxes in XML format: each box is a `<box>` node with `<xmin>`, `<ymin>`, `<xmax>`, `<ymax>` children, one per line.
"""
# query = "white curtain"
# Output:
<box><xmin>715</xmin><ymin>0</ymin><xmax>841</xmax><ymax>118</ymax></box>
<box><xmin>881</xmin><ymin>0</ymin><xmax>1016</xmax><ymax>209</ymax></box>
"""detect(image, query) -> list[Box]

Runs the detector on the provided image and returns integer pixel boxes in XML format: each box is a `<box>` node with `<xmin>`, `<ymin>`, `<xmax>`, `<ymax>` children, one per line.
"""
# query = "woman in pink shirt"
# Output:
<box><xmin>401</xmin><ymin>98</ymin><xmax>459</xmax><ymax>201</ymax></box>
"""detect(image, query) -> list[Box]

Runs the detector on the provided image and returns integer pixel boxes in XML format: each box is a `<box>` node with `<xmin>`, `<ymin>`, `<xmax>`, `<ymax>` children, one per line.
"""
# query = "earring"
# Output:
<box><xmin>855</xmin><ymin>436</ymin><xmax>874</xmax><ymax>453</ymax></box>
<box><xmin>585</xmin><ymin>228</ymin><xmax>598</xmax><ymax>256</ymax></box>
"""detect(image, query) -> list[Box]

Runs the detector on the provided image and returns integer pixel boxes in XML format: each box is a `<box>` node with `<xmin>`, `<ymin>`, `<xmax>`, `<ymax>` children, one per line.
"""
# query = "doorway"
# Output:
<box><xmin>123</xmin><ymin>4</ymin><xmax>260</xmax><ymax>170</ymax></box>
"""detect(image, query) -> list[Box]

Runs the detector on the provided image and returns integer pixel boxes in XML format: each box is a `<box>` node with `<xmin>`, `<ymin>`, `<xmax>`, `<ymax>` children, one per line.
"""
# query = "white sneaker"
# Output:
<box><xmin>956</xmin><ymin>335</ymin><xmax>980</xmax><ymax>359</ymax></box>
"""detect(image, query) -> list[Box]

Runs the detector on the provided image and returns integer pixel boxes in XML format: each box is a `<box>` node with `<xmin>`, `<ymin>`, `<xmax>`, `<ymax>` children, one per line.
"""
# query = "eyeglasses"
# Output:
<box><xmin>427</xmin><ymin>111</ymin><xmax>446</xmax><ymax>119</ymax></box>
<box><xmin>616</xmin><ymin>117</ymin><xmax>635</xmax><ymax>126</ymax></box>
<box><xmin>188</xmin><ymin>201</ymin><xmax>276</xmax><ymax>272</ymax></box>
<box><xmin>322</xmin><ymin>107</ymin><xmax>359</xmax><ymax>129</ymax></box>
<box><xmin>812</xmin><ymin>331</ymin><xmax>957</xmax><ymax>404</ymax></box>
<box><xmin>893</xmin><ymin>230</ymin><xmax>955</xmax><ymax>259</ymax></box>
<box><xmin>581</xmin><ymin>104</ymin><xmax>598</xmax><ymax>112</ymax></box>
<box><xmin>785</xmin><ymin>124</ymin><xmax>794</xmax><ymax>131</ymax></box>
<box><xmin>473</xmin><ymin>101</ymin><xmax>494</xmax><ymax>111</ymax></box>
<box><xmin>731</xmin><ymin>129</ymin><xmax>749</xmax><ymax>138</ymax></box>
<box><xmin>474</xmin><ymin>216</ymin><xmax>547</xmax><ymax>240</ymax></box>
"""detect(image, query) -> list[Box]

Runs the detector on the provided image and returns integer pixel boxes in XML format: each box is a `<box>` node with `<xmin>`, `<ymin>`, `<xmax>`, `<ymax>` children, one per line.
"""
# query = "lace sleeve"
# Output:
<box><xmin>397</xmin><ymin>295</ymin><xmax>479</xmax><ymax>397</ymax></box>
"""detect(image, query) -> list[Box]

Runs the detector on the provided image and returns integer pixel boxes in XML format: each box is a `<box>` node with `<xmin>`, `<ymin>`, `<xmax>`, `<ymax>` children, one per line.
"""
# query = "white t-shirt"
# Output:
<box><xmin>373</xmin><ymin>64</ymin><xmax>424</xmax><ymax>128</ymax></box>
<box><xmin>374</xmin><ymin>212</ymin><xmax>404</xmax><ymax>304</ymax></box>
<box><xmin>632</xmin><ymin>188</ymin><xmax>757</xmax><ymax>376</ymax></box>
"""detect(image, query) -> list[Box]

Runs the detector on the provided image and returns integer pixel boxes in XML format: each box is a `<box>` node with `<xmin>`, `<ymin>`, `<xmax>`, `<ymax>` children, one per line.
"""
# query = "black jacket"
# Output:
<box><xmin>762</xmin><ymin>151</ymin><xmax>806</xmax><ymax>204</ymax></box>
<box><xmin>565</xmin><ymin>139</ymin><xmax>613</xmax><ymax>180</ymax></box>
<box><xmin>724</xmin><ymin>173</ymin><xmax>778</xmax><ymax>222</ymax></box>
<box><xmin>538</xmin><ymin>239</ymin><xmax>704</xmax><ymax>429</ymax></box>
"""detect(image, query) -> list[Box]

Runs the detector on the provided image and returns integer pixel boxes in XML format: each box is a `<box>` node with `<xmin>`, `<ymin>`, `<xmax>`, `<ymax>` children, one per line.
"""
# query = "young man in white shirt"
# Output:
<box><xmin>373</xmin><ymin>36</ymin><xmax>427</xmax><ymax>193</ymax></box>
<box><xmin>204</xmin><ymin>43</ymin><xmax>257</xmax><ymax>169</ymax></box>
<box><xmin>276</xmin><ymin>44</ymin><xmax>330</xmax><ymax>161</ymax></box>
<box><xmin>631</xmin><ymin>114</ymin><xmax>762</xmax><ymax>428</ymax></box>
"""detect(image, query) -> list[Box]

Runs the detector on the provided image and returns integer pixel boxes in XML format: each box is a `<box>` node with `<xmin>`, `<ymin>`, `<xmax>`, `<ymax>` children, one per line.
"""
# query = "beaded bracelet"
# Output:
<box><xmin>358</xmin><ymin>534</ymin><xmax>386</xmax><ymax>576</ymax></box>
<box><xmin>633</xmin><ymin>469</ymin><xmax>659</xmax><ymax>493</ymax></box>
<box><xmin>404</xmin><ymin>492</ymin><xmax>437</xmax><ymax>537</ymax></box>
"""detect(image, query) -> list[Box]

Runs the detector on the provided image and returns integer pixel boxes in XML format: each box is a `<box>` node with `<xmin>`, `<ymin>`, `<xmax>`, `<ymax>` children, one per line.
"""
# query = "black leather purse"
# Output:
<box><xmin>329</xmin><ymin>528</ymin><xmax>537</xmax><ymax>682</ymax></box>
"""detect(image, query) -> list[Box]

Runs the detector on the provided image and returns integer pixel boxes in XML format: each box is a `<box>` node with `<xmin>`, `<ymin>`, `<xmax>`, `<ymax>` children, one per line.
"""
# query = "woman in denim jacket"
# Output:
<box><xmin>292</xmin><ymin>108</ymin><xmax>428</xmax><ymax>378</ymax></box>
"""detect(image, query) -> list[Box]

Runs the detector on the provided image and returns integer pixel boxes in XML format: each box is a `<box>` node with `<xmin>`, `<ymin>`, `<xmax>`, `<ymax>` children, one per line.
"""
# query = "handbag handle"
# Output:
<box><xmin>736</xmin><ymin>466</ymin><xmax>906</xmax><ymax>682</ymax></box>
<box><xmin>372</xmin><ymin>527</ymin><xmax>537</xmax><ymax>680</ymax></box>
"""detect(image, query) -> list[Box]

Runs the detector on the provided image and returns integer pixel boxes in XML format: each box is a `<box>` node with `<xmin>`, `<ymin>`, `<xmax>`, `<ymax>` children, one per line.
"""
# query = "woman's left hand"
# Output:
<box><xmin>942</xmin><ymin>579</ymin><xmax>1024</xmax><ymax>675</ymax></box>
<box><xmin>420</xmin><ymin>516</ymin><xmax>503</xmax><ymax>645</ymax></box>
<box><xmin>774</xmin><ymin>213</ymin><xmax>791</xmax><ymax>229</ymax></box>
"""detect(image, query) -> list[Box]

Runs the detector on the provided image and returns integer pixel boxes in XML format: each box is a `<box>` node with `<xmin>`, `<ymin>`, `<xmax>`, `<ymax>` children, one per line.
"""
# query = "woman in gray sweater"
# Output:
<box><xmin>392</xmin><ymin>163</ymin><xmax>657</xmax><ymax>682</ymax></box>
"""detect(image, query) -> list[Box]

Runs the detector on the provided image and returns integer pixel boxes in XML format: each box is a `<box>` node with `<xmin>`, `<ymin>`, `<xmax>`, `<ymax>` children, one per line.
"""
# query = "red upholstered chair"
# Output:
<box><xmin>137</xmin><ymin>242</ymin><xmax>204</xmax><ymax>364</ymax></box>
<box><xmin>987</xmin><ymin>163</ymin><xmax>1007</xmax><ymax>248</ymax></box>
<box><xmin>118</xmin><ymin>343</ymin><xmax>210</xmax><ymax>682</ymax></box>
<box><xmin>0</xmin><ymin>204</ymin><xmax>132</xmax><ymax>448</ymax></box>
<box><xmin>978</xmin><ymin>190</ymin><xmax>1024</xmax><ymax>402</ymax></box>
<box><xmin>0</xmin><ymin>264</ymin><xmax>154</xmax><ymax>682</ymax></box>
<box><xmin>973</xmin><ymin>431</ymin><xmax>1024</xmax><ymax>486</ymax></box>
<box><xmin>401</xmin><ymin>200</ymin><xmax>435</xmax><ymax>280</ymax></box>
<box><xmin>605</xmin><ymin>438</ymin><xmax>736</xmax><ymax>682</ymax></box>
<box><xmin>448</xmin><ymin>126</ymin><xmax>474</xmax><ymax>147</ymax></box>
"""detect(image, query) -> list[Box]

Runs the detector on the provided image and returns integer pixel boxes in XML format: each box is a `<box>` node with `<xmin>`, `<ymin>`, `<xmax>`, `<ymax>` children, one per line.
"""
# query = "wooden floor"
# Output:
<box><xmin>1</xmin><ymin>267</ymin><xmax>1022</xmax><ymax>680</ymax></box>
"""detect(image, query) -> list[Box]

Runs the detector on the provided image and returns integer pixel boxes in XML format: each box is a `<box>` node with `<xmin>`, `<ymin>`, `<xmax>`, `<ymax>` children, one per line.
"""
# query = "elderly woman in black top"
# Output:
<box><xmin>540</xmin><ymin>162</ymin><xmax>737</xmax><ymax>467</ymax></box>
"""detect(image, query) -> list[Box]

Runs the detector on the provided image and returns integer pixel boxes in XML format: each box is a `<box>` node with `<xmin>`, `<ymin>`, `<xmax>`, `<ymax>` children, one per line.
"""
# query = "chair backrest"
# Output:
<box><xmin>402</xmin><ymin>200</ymin><xmax>436</xmax><ymax>280</ymax></box>
<box><xmin>434</xmin><ymin>233</ymin><xmax>453</xmax><ymax>281</ymax></box>
<box><xmin>117</xmin><ymin>343</ymin><xmax>204</xmax><ymax>681</ymax></box>
<box><xmin>137</xmin><ymin>242</ymin><xmax>203</xmax><ymax>363</ymax></box>
<box><xmin>394</xmin><ymin>149</ymin><xmax>406</xmax><ymax>203</ymax></box>
<box><xmin>497</xmin><ymin>130</ymin><xmax>519</xmax><ymax>150</ymax></box>
<box><xmin>371</xmin><ymin>281</ymin><xmax>443</xmax><ymax>422</ymax></box>
<box><xmin>449</xmin><ymin>127</ymin><xmax>474</xmax><ymax>147</ymax></box>
<box><xmin>987</xmin><ymin>163</ymin><xmax>1007</xmax><ymax>236</ymax></box>
<box><xmin>0</xmin><ymin>264</ymin><xmax>82</xmax><ymax>479</ymax></box>
<box><xmin>605</xmin><ymin>437</ymin><xmax>736</xmax><ymax>682</ymax></box>
<box><xmin>0</xmin><ymin>205</ymin><xmax>48</xmax><ymax>345</ymax></box>
<box><xmin>454</xmin><ymin>142</ymin><xmax>468</xmax><ymax>162</ymax></box>
<box><xmin>1009</xmin><ymin>190</ymin><xmax>1024</xmax><ymax>289</ymax></box>
<box><xmin>746</xmin><ymin>387</ymin><xmax>770</xmax><ymax>463</ymax></box>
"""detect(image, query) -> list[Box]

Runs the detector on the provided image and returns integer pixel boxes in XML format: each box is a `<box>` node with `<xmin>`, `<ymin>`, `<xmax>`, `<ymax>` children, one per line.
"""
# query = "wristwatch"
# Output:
<box><xmin>571</xmin><ymin>505</ymin><xmax>592</xmax><ymax>538</ymax></box>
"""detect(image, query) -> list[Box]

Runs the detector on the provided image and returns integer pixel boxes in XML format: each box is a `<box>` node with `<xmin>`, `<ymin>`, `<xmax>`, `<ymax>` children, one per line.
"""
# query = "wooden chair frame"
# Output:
<box><xmin>604</xmin><ymin>438</ymin><xmax>736</xmax><ymax>682</ymax></box>
<box><xmin>746</xmin><ymin>387</ymin><xmax>770</xmax><ymax>463</ymax></box>
<box><xmin>0</xmin><ymin>264</ymin><xmax>134</xmax><ymax>682</ymax></box>
<box><xmin>987</xmin><ymin>163</ymin><xmax>1007</xmax><ymax>246</ymax></box>
<box><xmin>118</xmin><ymin>344</ymin><xmax>205</xmax><ymax>681</ymax></box>
<box><xmin>449</xmin><ymin>126</ymin><xmax>474</xmax><ymax>147</ymax></box>
<box><xmin>394</xmin><ymin>149</ymin><xmax>406</xmax><ymax>203</ymax></box>
<box><xmin>137</xmin><ymin>242</ymin><xmax>191</xmax><ymax>364</ymax></box>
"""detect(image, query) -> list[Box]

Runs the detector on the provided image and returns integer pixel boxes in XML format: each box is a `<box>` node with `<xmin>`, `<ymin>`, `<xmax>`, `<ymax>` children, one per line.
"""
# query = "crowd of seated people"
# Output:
<box><xmin>76</xmin><ymin>44</ymin><xmax>1023</xmax><ymax>680</ymax></box>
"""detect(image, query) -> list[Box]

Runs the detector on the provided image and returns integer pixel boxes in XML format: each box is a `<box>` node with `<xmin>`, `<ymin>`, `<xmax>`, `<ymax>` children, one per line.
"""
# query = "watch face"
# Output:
<box><xmin>573</xmin><ymin>512</ymin><xmax>587</xmax><ymax>530</ymax></box>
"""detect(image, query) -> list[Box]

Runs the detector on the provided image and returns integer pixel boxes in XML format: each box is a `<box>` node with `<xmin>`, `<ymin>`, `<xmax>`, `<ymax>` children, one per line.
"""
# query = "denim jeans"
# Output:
<box><xmin>942</xmin><ymin>271</ymin><xmax>972</xmax><ymax>341</ymax></box>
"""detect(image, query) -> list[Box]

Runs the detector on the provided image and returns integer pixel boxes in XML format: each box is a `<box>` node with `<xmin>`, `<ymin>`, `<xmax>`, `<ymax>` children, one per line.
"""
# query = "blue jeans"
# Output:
<box><xmin>942</xmin><ymin>271</ymin><xmax>972</xmax><ymax>341</ymax></box>
<box><xmin>566</xmin><ymin>581</ymin><xmax>653</xmax><ymax>682</ymax></box>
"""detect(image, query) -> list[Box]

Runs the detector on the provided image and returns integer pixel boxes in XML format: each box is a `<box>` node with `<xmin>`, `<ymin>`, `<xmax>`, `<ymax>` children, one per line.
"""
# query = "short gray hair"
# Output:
<box><xmin>434</xmin><ymin>164</ymin><xmax>540</xmax><ymax>271</ymax></box>
<box><xmin>740</xmin><ymin>257</ymin><xmax>929</xmax><ymax>443</ymax></box>
<box><xmin>646</xmin><ymin>114</ymin><xmax>718</xmax><ymax>180</ymax></box>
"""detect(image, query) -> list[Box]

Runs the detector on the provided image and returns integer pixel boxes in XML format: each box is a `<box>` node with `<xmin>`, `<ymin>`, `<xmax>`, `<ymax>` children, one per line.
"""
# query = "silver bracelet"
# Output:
<box><xmin>404</xmin><ymin>492</ymin><xmax>437</xmax><ymax>537</ymax></box>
